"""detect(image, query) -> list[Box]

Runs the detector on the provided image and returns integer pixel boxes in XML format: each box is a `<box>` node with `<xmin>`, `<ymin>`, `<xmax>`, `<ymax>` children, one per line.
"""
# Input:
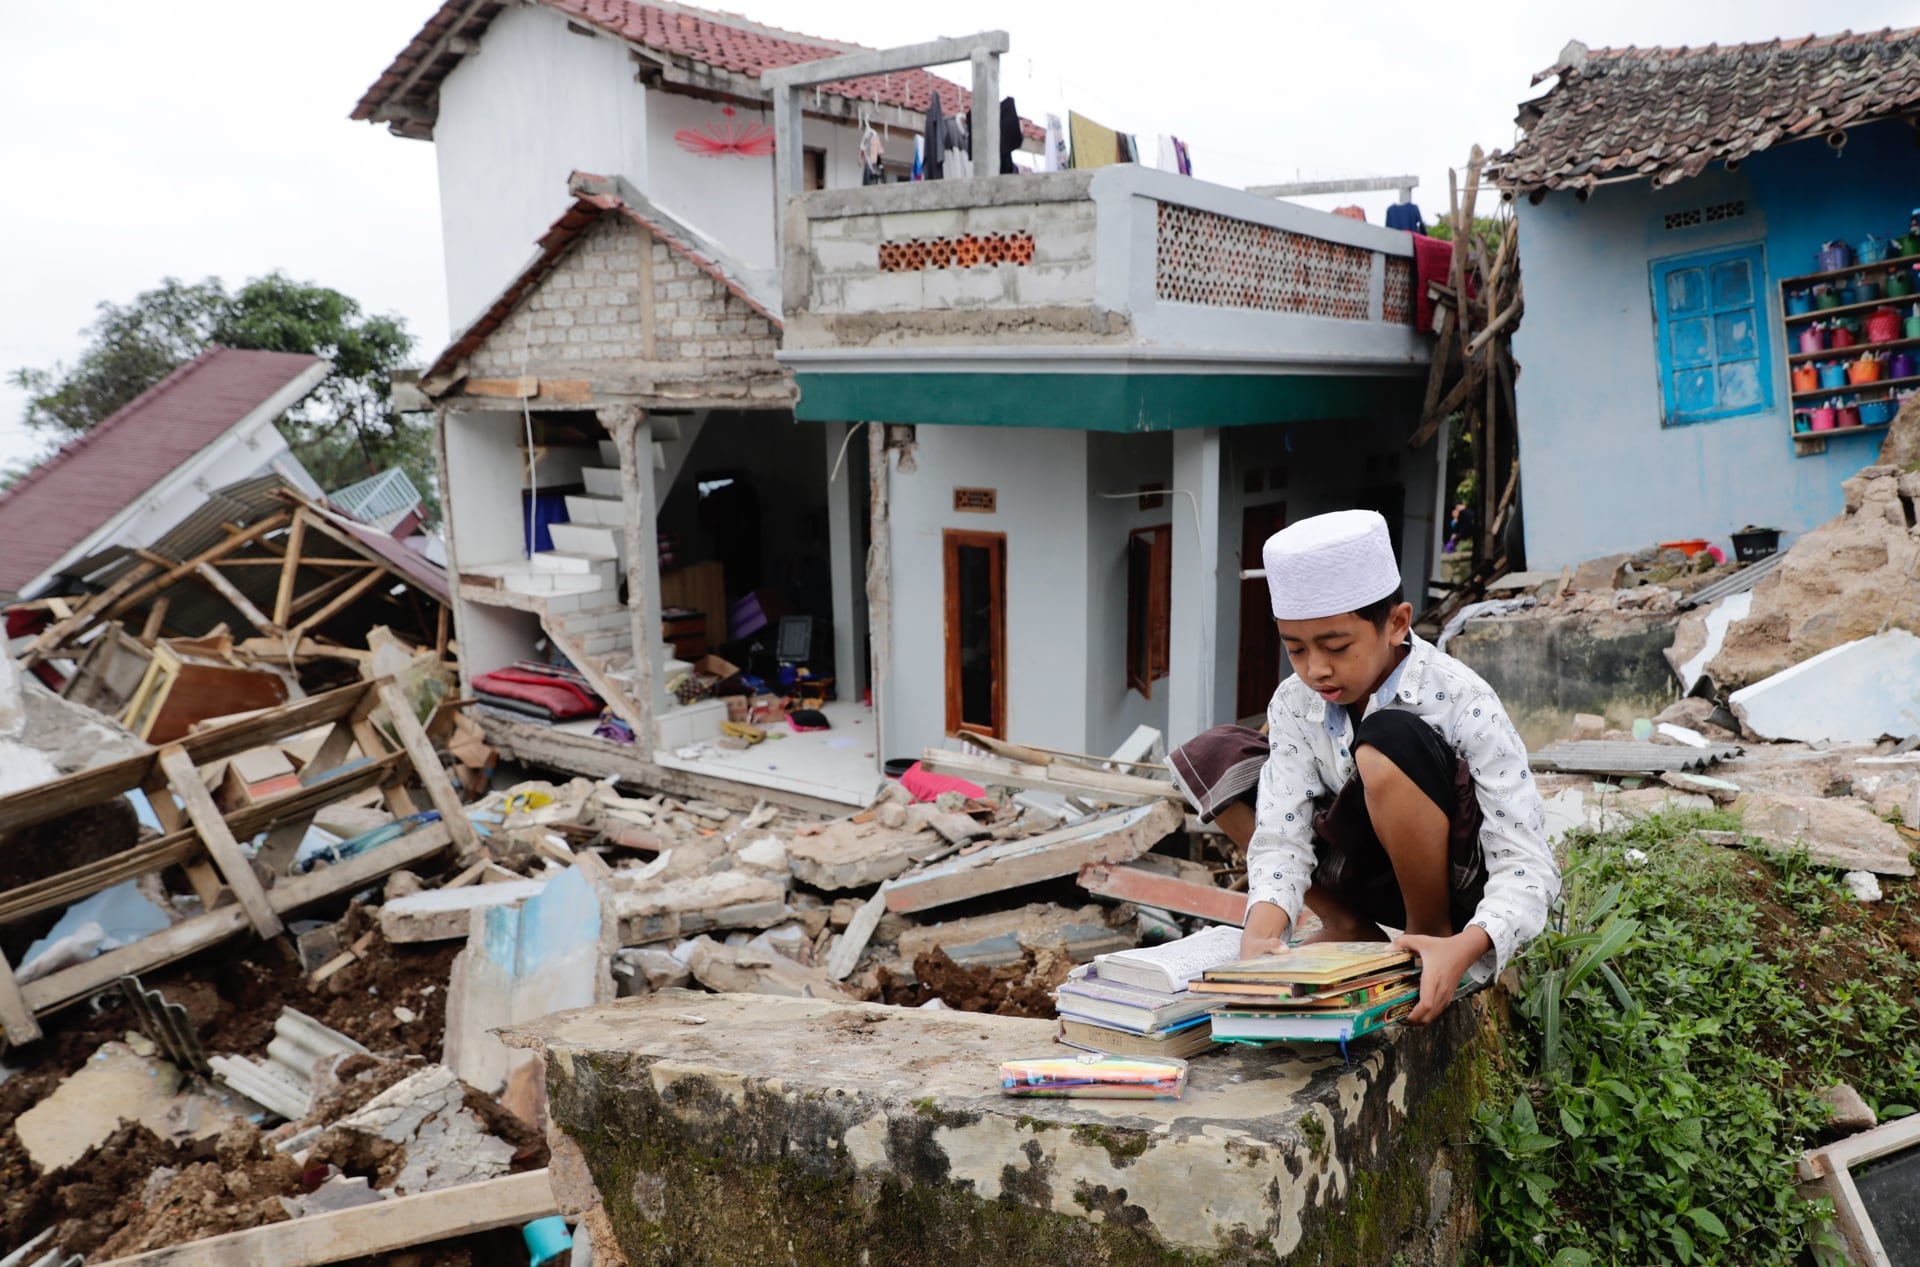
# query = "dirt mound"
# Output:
<box><xmin>1707</xmin><ymin>464</ymin><xmax>1920</xmax><ymax>690</ymax></box>
<box><xmin>883</xmin><ymin>947</ymin><xmax>1073</xmax><ymax>1018</ymax></box>
<box><xmin>92</xmin><ymin>1122</ymin><xmax>301</xmax><ymax>1261</ymax></box>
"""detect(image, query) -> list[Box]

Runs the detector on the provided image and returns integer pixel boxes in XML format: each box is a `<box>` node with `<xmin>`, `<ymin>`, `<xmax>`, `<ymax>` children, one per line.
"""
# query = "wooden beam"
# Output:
<box><xmin>290</xmin><ymin>569</ymin><xmax>386</xmax><ymax>640</ymax></box>
<box><xmin>0</xmin><ymin>831</ymin><xmax>201</xmax><ymax>926</ymax></box>
<box><xmin>17</xmin><ymin>558</ymin><xmax>161</xmax><ymax>663</ymax></box>
<box><xmin>158</xmin><ymin>746</ymin><xmax>284</xmax><ymax>938</ymax></box>
<box><xmin>143</xmin><ymin>771</ymin><xmax>226</xmax><ymax>910</ymax></box>
<box><xmin>268</xmin><ymin>821</ymin><xmax>454</xmax><ymax>915</ymax></box>
<box><xmin>194</xmin><ymin>563</ymin><xmax>280</xmax><ymax>636</ymax></box>
<box><xmin>380</xmin><ymin>0</ymin><xmax>491</xmax><ymax>112</ymax></box>
<box><xmin>21</xmin><ymin>907</ymin><xmax>251</xmax><ymax>1017</ymax></box>
<box><xmin>375</xmin><ymin>681</ymin><xmax>482</xmax><ymax>862</ymax></box>
<box><xmin>99</xmin><ymin>512</ymin><xmax>291</xmax><ymax>623</ymax></box>
<box><xmin>273</xmin><ymin>509</ymin><xmax>306</xmax><ymax>628</ymax></box>
<box><xmin>0</xmin><ymin>949</ymin><xmax>42</xmax><ymax>1044</ymax></box>
<box><xmin>284</xmin><ymin>570</ymin><xmax>366</xmax><ymax>622</ymax></box>
<box><xmin>918</xmin><ymin>747</ymin><xmax>1179</xmax><ymax>805</ymax></box>
<box><xmin>140</xmin><ymin>597</ymin><xmax>171</xmax><ymax>646</ymax></box>
<box><xmin>461</xmin><ymin>375</ymin><xmax>539</xmax><ymax>399</ymax></box>
<box><xmin>760</xmin><ymin>30</ymin><xmax>1010</xmax><ymax>89</ymax></box>
<box><xmin>93</xmin><ymin>1169</ymin><xmax>556</xmax><ymax>1267</ymax></box>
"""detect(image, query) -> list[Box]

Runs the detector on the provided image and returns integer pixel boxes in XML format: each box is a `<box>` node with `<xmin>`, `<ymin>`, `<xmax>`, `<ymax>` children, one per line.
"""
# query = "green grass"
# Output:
<box><xmin>1478</xmin><ymin>807</ymin><xmax>1920</xmax><ymax>1266</ymax></box>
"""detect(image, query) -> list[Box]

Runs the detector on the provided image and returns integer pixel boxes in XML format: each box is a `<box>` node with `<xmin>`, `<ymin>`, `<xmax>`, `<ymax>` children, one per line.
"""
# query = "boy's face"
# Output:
<box><xmin>1275</xmin><ymin>603</ymin><xmax>1413</xmax><ymax>707</ymax></box>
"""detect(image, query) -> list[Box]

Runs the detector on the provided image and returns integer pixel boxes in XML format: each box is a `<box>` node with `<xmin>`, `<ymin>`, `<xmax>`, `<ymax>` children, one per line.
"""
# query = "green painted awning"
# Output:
<box><xmin>792</xmin><ymin>370</ymin><xmax>1425</xmax><ymax>431</ymax></box>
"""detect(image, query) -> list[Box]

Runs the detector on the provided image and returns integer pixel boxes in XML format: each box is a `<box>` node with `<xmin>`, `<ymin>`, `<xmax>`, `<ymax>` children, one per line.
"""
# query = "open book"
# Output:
<box><xmin>1091</xmin><ymin>923</ymin><xmax>1243</xmax><ymax>993</ymax></box>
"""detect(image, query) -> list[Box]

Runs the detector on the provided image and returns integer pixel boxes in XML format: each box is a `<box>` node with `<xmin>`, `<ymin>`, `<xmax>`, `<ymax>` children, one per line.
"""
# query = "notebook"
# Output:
<box><xmin>1057</xmin><ymin>1017</ymin><xmax>1215</xmax><ymax>1060</ymax></box>
<box><xmin>1091</xmin><ymin>924</ymin><xmax>1244</xmax><ymax>993</ymax></box>
<box><xmin>1053</xmin><ymin>978</ymin><xmax>1217</xmax><ymax>1033</ymax></box>
<box><xmin>1201</xmin><ymin>943</ymin><xmax>1414</xmax><ymax>988</ymax></box>
<box><xmin>1209</xmin><ymin>990</ymin><xmax>1419</xmax><ymax>1043</ymax></box>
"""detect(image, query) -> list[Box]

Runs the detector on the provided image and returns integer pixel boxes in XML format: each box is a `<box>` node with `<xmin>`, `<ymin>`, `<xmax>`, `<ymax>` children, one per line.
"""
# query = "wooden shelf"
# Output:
<box><xmin>1790</xmin><ymin>372</ymin><xmax>1920</xmax><ymax>402</ymax></box>
<box><xmin>1789</xmin><ymin>334</ymin><xmax>1920</xmax><ymax>364</ymax></box>
<box><xmin>1779</xmin><ymin>252</ymin><xmax>1920</xmax><ymax>289</ymax></box>
<box><xmin>1782</xmin><ymin>294</ymin><xmax>1918</xmax><ymax>324</ymax></box>
<box><xmin>1794</xmin><ymin>419</ymin><xmax>1892</xmax><ymax>440</ymax></box>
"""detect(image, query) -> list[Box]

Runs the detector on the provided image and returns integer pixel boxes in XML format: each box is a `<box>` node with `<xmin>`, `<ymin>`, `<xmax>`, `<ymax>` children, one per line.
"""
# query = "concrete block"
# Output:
<box><xmin>445</xmin><ymin>866</ymin><xmax>614</xmax><ymax>1096</ymax></box>
<box><xmin>884</xmin><ymin>801</ymin><xmax>1181</xmax><ymax>914</ymax></box>
<box><xmin>1729</xmin><ymin>630</ymin><xmax>1920</xmax><ymax>746</ymax></box>
<box><xmin>1724</xmin><ymin>792</ymin><xmax>1915</xmax><ymax>876</ymax></box>
<box><xmin>920</xmin><ymin>265</ymin><xmax>1016</xmax><ymax>309</ymax></box>
<box><xmin>840</xmin><ymin>272</ymin><xmax>925</xmax><ymax>313</ymax></box>
<box><xmin>380</xmin><ymin>879</ymin><xmax>549</xmax><ymax>943</ymax></box>
<box><xmin>787</xmin><ymin>818</ymin><xmax>935</xmax><ymax>890</ymax></box>
<box><xmin>876</xmin><ymin>209</ymin><xmax>967</xmax><ymax>240</ymax></box>
<box><xmin>810</xmin><ymin>236</ymin><xmax>882</xmax><ymax>273</ymax></box>
<box><xmin>1010</xmin><ymin>263</ymin><xmax>1096</xmax><ymax>306</ymax></box>
<box><xmin>330</xmin><ymin>1065</ymin><xmax>515</xmax><ymax>1195</ymax></box>
<box><xmin>506</xmin><ymin>991</ymin><xmax>1496</xmax><ymax>1265</ymax></box>
<box><xmin>611</xmin><ymin>870</ymin><xmax>788</xmax><ymax>945</ymax></box>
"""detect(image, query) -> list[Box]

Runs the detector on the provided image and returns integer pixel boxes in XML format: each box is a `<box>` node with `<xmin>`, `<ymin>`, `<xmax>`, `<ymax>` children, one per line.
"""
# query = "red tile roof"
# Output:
<box><xmin>354</xmin><ymin>0</ymin><xmax>1044</xmax><ymax>142</ymax></box>
<box><xmin>422</xmin><ymin>171</ymin><xmax>779</xmax><ymax>387</ymax></box>
<box><xmin>1492</xmin><ymin>27</ymin><xmax>1920</xmax><ymax>193</ymax></box>
<box><xmin>0</xmin><ymin>347</ymin><xmax>324</xmax><ymax>596</ymax></box>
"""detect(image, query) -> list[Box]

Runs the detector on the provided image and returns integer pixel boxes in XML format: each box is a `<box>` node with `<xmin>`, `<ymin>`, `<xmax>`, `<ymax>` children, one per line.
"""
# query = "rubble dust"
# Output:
<box><xmin>885</xmin><ymin>946</ymin><xmax>1075</xmax><ymax>1018</ymax></box>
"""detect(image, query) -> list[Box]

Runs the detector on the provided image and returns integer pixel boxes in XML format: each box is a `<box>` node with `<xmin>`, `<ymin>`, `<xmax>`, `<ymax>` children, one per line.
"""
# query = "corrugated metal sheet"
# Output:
<box><xmin>1678</xmin><ymin>552</ymin><xmax>1786</xmax><ymax>610</ymax></box>
<box><xmin>1529</xmin><ymin>741</ymin><xmax>1744</xmax><ymax>774</ymax></box>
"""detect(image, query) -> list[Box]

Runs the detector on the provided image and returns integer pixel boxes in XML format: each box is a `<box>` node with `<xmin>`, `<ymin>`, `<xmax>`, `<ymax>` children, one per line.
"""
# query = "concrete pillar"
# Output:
<box><xmin>1168</xmin><ymin>427</ymin><xmax>1222</xmax><ymax>746</ymax></box>
<box><xmin>607</xmin><ymin>406</ymin><xmax>662</xmax><ymax>761</ymax></box>
<box><xmin>824</xmin><ymin>423</ymin><xmax>860</xmax><ymax>699</ymax></box>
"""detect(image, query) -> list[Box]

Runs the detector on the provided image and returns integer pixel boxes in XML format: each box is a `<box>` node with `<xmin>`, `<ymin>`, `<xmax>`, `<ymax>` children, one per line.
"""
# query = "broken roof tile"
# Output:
<box><xmin>1492</xmin><ymin>27</ymin><xmax>1920</xmax><ymax>193</ymax></box>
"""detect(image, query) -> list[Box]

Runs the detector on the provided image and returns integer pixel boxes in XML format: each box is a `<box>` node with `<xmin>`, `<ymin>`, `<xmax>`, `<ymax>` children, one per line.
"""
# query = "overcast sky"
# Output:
<box><xmin>0</xmin><ymin>0</ymin><xmax>1898</xmax><ymax>474</ymax></box>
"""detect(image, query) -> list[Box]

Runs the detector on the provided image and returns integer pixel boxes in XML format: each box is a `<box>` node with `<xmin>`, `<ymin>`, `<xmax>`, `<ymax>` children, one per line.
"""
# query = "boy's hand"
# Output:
<box><xmin>1393</xmin><ymin>927</ymin><xmax>1492</xmax><ymax>1025</ymax></box>
<box><xmin>1239</xmin><ymin>901</ymin><xmax>1291</xmax><ymax>959</ymax></box>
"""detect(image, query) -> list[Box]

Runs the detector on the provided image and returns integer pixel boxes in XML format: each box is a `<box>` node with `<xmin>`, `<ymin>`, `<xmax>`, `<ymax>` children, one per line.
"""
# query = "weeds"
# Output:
<box><xmin>1477</xmin><ymin>807</ymin><xmax>1920</xmax><ymax>1266</ymax></box>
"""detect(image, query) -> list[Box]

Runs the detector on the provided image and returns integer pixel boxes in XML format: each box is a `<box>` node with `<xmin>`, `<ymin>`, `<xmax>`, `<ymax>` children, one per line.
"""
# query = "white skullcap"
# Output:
<box><xmin>1263</xmin><ymin>510</ymin><xmax>1401</xmax><ymax>620</ymax></box>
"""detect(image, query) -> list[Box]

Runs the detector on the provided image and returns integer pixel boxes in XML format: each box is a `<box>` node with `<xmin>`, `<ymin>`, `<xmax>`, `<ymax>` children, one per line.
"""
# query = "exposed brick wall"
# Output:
<box><xmin>466</xmin><ymin>214</ymin><xmax>786</xmax><ymax>401</ymax></box>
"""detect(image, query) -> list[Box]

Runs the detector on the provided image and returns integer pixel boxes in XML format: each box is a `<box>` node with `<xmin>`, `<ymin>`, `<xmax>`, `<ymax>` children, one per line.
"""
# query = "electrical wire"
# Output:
<box><xmin>828</xmin><ymin>421</ymin><xmax>869</xmax><ymax>485</ymax></box>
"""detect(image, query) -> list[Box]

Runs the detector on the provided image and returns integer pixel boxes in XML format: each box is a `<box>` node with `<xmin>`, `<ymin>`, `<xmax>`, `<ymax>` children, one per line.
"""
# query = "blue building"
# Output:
<box><xmin>1494</xmin><ymin>30</ymin><xmax>1920</xmax><ymax>567</ymax></box>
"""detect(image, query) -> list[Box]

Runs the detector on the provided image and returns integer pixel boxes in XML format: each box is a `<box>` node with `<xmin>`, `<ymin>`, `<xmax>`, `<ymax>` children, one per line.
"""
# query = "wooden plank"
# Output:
<box><xmin>140</xmin><ymin>596</ymin><xmax>171</xmax><ymax>645</ymax></box>
<box><xmin>290</xmin><ymin>569</ymin><xmax>386</xmax><ymax>640</ymax></box>
<box><xmin>158</xmin><ymin>747</ymin><xmax>284</xmax><ymax>938</ymax></box>
<box><xmin>918</xmin><ymin>747</ymin><xmax>1178</xmax><ymax>806</ymax></box>
<box><xmin>375</xmin><ymin>682</ymin><xmax>482</xmax><ymax>862</ymax></box>
<box><xmin>461</xmin><ymin>375</ymin><xmax>539</xmax><ymax>399</ymax></box>
<box><xmin>352</xmin><ymin>716</ymin><xmax>418</xmax><ymax>818</ymax></box>
<box><xmin>537</xmin><ymin>378</ymin><xmax>591</xmax><ymax>402</ymax></box>
<box><xmin>143</xmin><ymin>771</ymin><xmax>226</xmax><ymax>911</ymax></box>
<box><xmin>226</xmin><ymin>753</ymin><xmax>409</xmax><ymax>839</ymax></box>
<box><xmin>193</xmin><ymin>563</ymin><xmax>281</xmax><ymax>635</ymax></box>
<box><xmin>1078</xmin><ymin>862</ymin><xmax>1247</xmax><ymax>925</ymax></box>
<box><xmin>17</xmin><ymin>558</ymin><xmax>161</xmax><ymax>663</ymax></box>
<box><xmin>99</xmin><ymin>512</ymin><xmax>291</xmax><ymax>624</ymax></box>
<box><xmin>268</xmin><ymin>822</ymin><xmax>454</xmax><ymax>914</ymax></box>
<box><xmin>21</xmin><ymin>907</ymin><xmax>251</xmax><ymax>1016</ymax></box>
<box><xmin>883</xmin><ymin>801</ymin><xmax>1182</xmax><ymax>914</ymax></box>
<box><xmin>93</xmin><ymin>1169</ymin><xmax>556</xmax><ymax>1267</ymax></box>
<box><xmin>273</xmin><ymin>508</ymin><xmax>307</xmax><ymax>628</ymax></box>
<box><xmin>0</xmin><ymin>752</ymin><xmax>156</xmax><ymax>836</ymax></box>
<box><xmin>177</xmin><ymin>683</ymin><xmax>373</xmax><ymax>768</ymax></box>
<box><xmin>0</xmin><ymin>832</ymin><xmax>201</xmax><ymax>925</ymax></box>
<box><xmin>0</xmin><ymin>948</ymin><xmax>42</xmax><ymax>1044</ymax></box>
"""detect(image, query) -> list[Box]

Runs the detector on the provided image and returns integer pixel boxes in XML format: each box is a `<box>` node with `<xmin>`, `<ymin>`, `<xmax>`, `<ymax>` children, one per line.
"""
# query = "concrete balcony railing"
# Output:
<box><xmin>780</xmin><ymin>165</ymin><xmax>1427</xmax><ymax>372</ymax></box>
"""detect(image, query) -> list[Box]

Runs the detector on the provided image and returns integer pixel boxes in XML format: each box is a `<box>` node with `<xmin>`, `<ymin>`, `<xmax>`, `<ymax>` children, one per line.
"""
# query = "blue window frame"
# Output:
<box><xmin>1650</xmin><ymin>244</ymin><xmax>1773</xmax><ymax>426</ymax></box>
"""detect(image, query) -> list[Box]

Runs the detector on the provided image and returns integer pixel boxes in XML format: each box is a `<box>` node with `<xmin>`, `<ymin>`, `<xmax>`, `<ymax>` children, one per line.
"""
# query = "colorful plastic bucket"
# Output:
<box><xmin>1838</xmin><ymin>405</ymin><xmax>1863</xmax><ymax>428</ymax></box>
<box><xmin>1889</xmin><ymin>273</ymin><xmax>1915</xmax><ymax>298</ymax></box>
<box><xmin>1832</xmin><ymin>325</ymin><xmax>1858</xmax><ymax>350</ymax></box>
<box><xmin>1818</xmin><ymin>242</ymin><xmax>1855</xmax><ymax>272</ymax></box>
<box><xmin>1849</xmin><ymin>358</ymin><xmax>1885</xmax><ymax>385</ymax></box>
<box><xmin>1861</xmin><ymin>398</ymin><xmax>1899</xmax><ymax>426</ymax></box>
<box><xmin>1816</xmin><ymin>290</ymin><xmax>1843</xmax><ymax>311</ymax></box>
<box><xmin>1792</xmin><ymin>365</ymin><xmax>1821</xmax><ymax>392</ymax></box>
<box><xmin>523</xmin><ymin>1217</ymin><xmax>573</xmax><ymax>1267</ymax></box>
<box><xmin>1799</xmin><ymin>326</ymin><xmax>1829</xmax><ymax>354</ymax></box>
<box><xmin>1867</xmin><ymin>308</ymin><xmax>1904</xmax><ymax>343</ymax></box>
<box><xmin>1819</xmin><ymin>362</ymin><xmax>1850</xmax><ymax>389</ymax></box>
<box><xmin>1658</xmin><ymin>539</ymin><xmax>1712</xmax><ymax>558</ymax></box>
<box><xmin>1794</xmin><ymin>412</ymin><xmax>1813</xmax><ymax>433</ymax></box>
<box><xmin>1811</xmin><ymin>406</ymin><xmax>1838</xmax><ymax>431</ymax></box>
<box><xmin>1907</xmin><ymin>315</ymin><xmax>1920</xmax><ymax>339</ymax></box>
<box><xmin>1892</xmin><ymin>352</ymin><xmax>1917</xmax><ymax>380</ymax></box>
<box><xmin>1860</xmin><ymin>237</ymin><xmax>1894</xmax><ymax>264</ymax></box>
<box><xmin>1787</xmin><ymin>290</ymin><xmax>1814</xmax><ymax>315</ymax></box>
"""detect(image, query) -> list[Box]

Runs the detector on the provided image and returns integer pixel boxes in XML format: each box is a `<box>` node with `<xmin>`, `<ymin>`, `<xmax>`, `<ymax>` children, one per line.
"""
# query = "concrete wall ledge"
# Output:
<box><xmin>801</xmin><ymin>172</ymin><xmax>1099</xmax><ymax>219</ymax></box>
<box><xmin>508</xmin><ymin>990</ymin><xmax>1500</xmax><ymax>1265</ymax></box>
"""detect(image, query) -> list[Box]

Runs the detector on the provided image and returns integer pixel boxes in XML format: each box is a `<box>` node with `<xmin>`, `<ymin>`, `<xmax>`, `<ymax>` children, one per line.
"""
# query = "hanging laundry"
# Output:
<box><xmin>1154</xmin><ymin>135</ymin><xmax>1194</xmax><ymax>176</ymax></box>
<box><xmin>924</xmin><ymin>92</ymin><xmax>946</xmax><ymax>180</ymax></box>
<box><xmin>860</xmin><ymin>121</ymin><xmax>886</xmax><ymax>185</ymax></box>
<box><xmin>1069</xmin><ymin>111</ymin><xmax>1123</xmax><ymax>170</ymax></box>
<box><xmin>943</xmin><ymin>113</ymin><xmax>972</xmax><ymax>179</ymax></box>
<box><xmin>1043</xmin><ymin>113</ymin><xmax>1067</xmax><ymax>172</ymax></box>
<box><xmin>1384</xmin><ymin>202</ymin><xmax>1426</xmax><ymax>234</ymax></box>
<box><xmin>999</xmin><ymin>97</ymin><xmax>1021</xmax><ymax>174</ymax></box>
<box><xmin>912</xmin><ymin>134</ymin><xmax>925</xmax><ymax>181</ymax></box>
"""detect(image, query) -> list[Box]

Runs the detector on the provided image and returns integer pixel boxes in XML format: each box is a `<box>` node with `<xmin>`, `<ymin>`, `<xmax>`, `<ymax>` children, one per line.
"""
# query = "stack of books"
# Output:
<box><xmin>1193</xmin><ymin>943</ymin><xmax>1421</xmax><ymax>1051</ymax></box>
<box><xmin>1051</xmin><ymin>923</ymin><xmax>1243</xmax><ymax>1059</ymax></box>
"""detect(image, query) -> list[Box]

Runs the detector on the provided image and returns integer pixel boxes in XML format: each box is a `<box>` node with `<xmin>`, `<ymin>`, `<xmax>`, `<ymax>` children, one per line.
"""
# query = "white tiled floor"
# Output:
<box><xmin>655</xmin><ymin>699</ymin><xmax>885</xmax><ymax>807</ymax></box>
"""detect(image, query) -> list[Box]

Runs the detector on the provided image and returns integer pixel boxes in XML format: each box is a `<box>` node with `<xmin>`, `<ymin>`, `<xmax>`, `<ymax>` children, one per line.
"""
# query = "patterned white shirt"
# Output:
<box><xmin>1246</xmin><ymin>633</ymin><xmax>1558</xmax><ymax>982</ymax></box>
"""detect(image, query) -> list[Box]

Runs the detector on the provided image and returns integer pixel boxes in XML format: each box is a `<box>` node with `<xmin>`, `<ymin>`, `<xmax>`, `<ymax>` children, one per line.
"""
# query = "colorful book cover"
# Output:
<box><xmin>1201</xmin><ymin>943</ymin><xmax>1413</xmax><ymax>987</ymax></box>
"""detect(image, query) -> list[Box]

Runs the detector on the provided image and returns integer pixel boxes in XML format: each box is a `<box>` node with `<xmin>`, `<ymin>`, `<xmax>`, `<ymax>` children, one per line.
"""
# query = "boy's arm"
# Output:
<box><xmin>1243</xmin><ymin>704</ymin><xmax>1323</xmax><ymax>953</ymax></box>
<box><xmin>1451</xmin><ymin>685</ymin><xmax>1561</xmax><ymax>981</ymax></box>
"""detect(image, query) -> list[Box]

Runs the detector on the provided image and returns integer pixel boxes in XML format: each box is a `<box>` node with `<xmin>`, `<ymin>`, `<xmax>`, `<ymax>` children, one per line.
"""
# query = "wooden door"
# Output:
<box><xmin>1236</xmin><ymin>503</ymin><xmax>1287</xmax><ymax>721</ymax></box>
<box><xmin>943</xmin><ymin>530</ymin><xmax>1007</xmax><ymax>737</ymax></box>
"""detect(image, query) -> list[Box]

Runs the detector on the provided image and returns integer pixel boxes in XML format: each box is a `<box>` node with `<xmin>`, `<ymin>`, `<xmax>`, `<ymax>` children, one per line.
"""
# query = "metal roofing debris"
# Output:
<box><xmin>1491</xmin><ymin>27</ymin><xmax>1920</xmax><ymax>193</ymax></box>
<box><xmin>1529</xmin><ymin>740</ymin><xmax>1745</xmax><ymax>775</ymax></box>
<box><xmin>1679</xmin><ymin>551</ymin><xmax>1786</xmax><ymax>609</ymax></box>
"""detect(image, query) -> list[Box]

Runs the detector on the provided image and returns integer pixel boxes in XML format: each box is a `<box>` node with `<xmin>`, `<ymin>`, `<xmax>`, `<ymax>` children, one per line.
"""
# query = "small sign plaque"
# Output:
<box><xmin>954</xmin><ymin>487</ymin><xmax>997</xmax><ymax>513</ymax></box>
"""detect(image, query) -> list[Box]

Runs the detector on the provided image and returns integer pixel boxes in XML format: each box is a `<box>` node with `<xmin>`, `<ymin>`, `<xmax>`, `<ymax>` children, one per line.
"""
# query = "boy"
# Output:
<box><xmin>1168</xmin><ymin>509</ymin><xmax>1557</xmax><ymax>1025</ymax></box>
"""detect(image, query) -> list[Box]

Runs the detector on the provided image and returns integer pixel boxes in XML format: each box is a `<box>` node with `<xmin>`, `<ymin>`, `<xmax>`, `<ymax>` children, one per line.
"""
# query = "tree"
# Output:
<box><xmin>8</xmin><ymin>274</ymin><xmax>436</xmax><ymax>521</ymax></box>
